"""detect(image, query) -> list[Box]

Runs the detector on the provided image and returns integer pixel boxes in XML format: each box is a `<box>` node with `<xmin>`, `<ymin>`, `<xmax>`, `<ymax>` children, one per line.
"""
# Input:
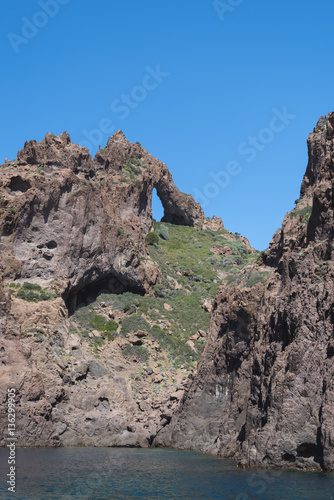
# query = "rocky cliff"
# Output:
<box><xmin>2</xmin><ymin>114</ymin><xmax>333</xmax><ymax>471</ymax></box>
<box><xmin>155</xmin><ymin>113</ymin><xmax>334</xmax><ymax>471</ymax></box>
<box><xmin>0</xmin><ymin>130</ymin><xmax>207</xmax><ymax>447</ymax></box>
<box><xmin>0</xmin><ymin>131</ymin><xmax>203</xmax><ymax>309</ymax></box>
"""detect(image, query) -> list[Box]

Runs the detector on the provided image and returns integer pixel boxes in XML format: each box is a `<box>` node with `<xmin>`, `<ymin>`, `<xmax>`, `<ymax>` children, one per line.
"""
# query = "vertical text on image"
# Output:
<box><xmin>6</xmin><ymin>388</ymin><xmax>16</xmax><ymax>494</ymax></box>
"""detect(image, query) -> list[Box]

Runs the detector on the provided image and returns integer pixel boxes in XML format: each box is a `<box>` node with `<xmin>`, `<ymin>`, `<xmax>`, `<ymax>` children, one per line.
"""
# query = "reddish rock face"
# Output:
<box><xmin>1</xmin><ymin>115</ymin><xmax>334</xmax><ymax>470</ymax></box>
<box><xmin>0</xmin><ymin>130</ymin><xmax>203</xmax><ymax>310</ymax></box>
<box><xmin>155</xmin><ymin>113</ymin><xmax>334</xmax><ymax>471</ymax></box>
<box><xmin>0</xmin><ymin>130</ymin><xmax>203</xmax><ymax>448</ymax></box>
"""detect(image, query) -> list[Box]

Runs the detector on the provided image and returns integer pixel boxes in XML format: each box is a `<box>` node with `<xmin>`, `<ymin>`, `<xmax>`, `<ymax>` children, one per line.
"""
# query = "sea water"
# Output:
<box><xmin>0</xmin><ymin>447</ymin><xmax>333</xmax><ymax>499</ymax></box>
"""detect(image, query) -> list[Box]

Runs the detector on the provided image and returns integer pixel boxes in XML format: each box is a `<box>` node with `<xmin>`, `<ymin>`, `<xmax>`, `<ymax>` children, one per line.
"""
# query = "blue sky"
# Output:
<box><xmin>1</xmin><ymin>1</ymin><xmax>333</xmax><ymax>249</ymax></box>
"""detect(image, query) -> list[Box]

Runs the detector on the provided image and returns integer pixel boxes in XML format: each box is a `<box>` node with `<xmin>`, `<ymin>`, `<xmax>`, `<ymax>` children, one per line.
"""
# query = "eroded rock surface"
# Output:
<box><xmin>155</xmin><ymin>113</ymin><xmax>334</xmax><ymax>471</ymax></box>
<box><xmin>0</xmin><ymin>131</ymin><xmax>203</xmax><ymax>306</ymax></box>
<box><xmin>0</xmin><ymin>131</ymin><xmax>203</xmax><ymax>447</ymax></box>
<box><xmin>1</xmin><ymin>114</ymin><xmax>334</xmax><ymax>471</ymax></box>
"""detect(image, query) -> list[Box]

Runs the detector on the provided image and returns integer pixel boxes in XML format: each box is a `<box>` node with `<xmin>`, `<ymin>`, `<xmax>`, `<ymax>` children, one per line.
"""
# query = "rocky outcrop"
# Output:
<box><xmin>0</xmin><ymin>130</ymin><xmax>203</xmax><ymax>310</ymax></box>
<box><xmin>155</xmin><ymin>113</ymin><xmax>334</xmax><ymax>471</ymax></box>
<box><xmin>0</xmin><ymin>271</ymin><xmax>9</xmax><ymax>333</ymax></box>
<box><xmin>0</xmin><ymin>130</ymin><xmax>203</xmax><ymax>447</ymax></box>
<box><xmin>2</xmin><ymin>114</ymin><xmax>334</xmax><ymax>470</ymax></box>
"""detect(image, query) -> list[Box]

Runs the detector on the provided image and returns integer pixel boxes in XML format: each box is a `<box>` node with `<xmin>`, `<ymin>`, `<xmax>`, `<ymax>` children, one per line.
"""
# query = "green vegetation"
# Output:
<box><xmin>150</xmin><ymin>324</ymin><xmax>195</xmax><ymax>367</ymax></box>
<box><xmin>71</xmin><ymin>305</ymin><xmax>118</xmax><ymax>343</ymax></box>
<box><xmin>319</xmin><ymin>116</ymin><xmax>328</xmax><ymax>140</ymax></box>
<box><xmin>257</xmin><ymin>250</ymin><xmax>266</xmax><ymax>262</ymax></box>
<box><xmin>84</xmin><ymin>288</ymin><xmax>208</xmax><ymax>367</ymax></box>
<box><xmin>226</xmin><ymin>269</ymin><xmax>270</xmax><ymax>288</ymax></box>
<box><xmin>91</xmin><ymin>313</ymin><xmax>118</xmax><ymax>335</ymax></box>
<box><xmin>244</xmin><ymin>271</ymin><xmax>270</xmax><ymax>288</ymax></box>
<box><xmin>149</xmin><ymin>222</ymin><xmax>259</xmax><ymax>297</ymax></box>
<box><xmin>122</xmin><ymin>157</ymin><xmax>143</xmax><ymax>180</ymax></box>
<box><xmin>158</xmin><ymin>224</ymin><xmax>169</xmax><ymax>240</ymax></box>
<box><xmin>70</xmin><ymin>222</ymin><xmax>261</xmax><ymax>368</ymax></box>
<box><xmin>122</xmin><ymin>344</ymin><xmax>149</xmax><ymax>362</ymax></box>
<box><xmin>97</xmin><ymin>291</ymin><xmax>140</xmax><ymax>313</ymax></box>
<box><xmin>20</xmin><ymin>282</ymin><xmax>42</xmax><ymax>291</ymax></box>
<box><xmin>121</xmin><ymin>315</ymin><xmax>150</xmax><ymax>334</ymax></box>
<box><xmin>291</xmin><ymin>205</ymin><xmax>312</xmax><ymax>222</ymax></box>
<box><xmin>8</xmin><ymin>282</ymin><xmax>20</xmax><ymax>289</ymax></box>
<box><xmin>6</xmin><ymin>281</ymin><xmax>57</xmax><ymax>302</ymax></box>
<box><xmin>128</xmin><ymin>157</ymin><xmax>142</xmax><ymax>166</ymax></box>
<box><xmin>146</xmin><ymin>232</ymin><xmax>159</xmax><ymax>245</ymax></box>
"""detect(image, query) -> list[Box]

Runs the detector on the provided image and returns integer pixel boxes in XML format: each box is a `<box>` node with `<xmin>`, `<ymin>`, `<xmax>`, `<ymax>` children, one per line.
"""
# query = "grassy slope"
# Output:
<box><xmin>70</xmin><ymin>222</ymin><xmax>261</xmax><ymax>369</ymax></box>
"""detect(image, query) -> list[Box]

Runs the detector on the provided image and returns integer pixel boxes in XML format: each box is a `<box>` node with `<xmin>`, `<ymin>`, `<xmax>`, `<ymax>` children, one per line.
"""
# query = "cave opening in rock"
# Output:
<box><xmin>296</xmin><ymin>440</ymin><xmax>323</xmax><ymax>465</ymax></box>
<box><xmin>8</xmin><ymin>175</ymin><xmax>31</xmax><ymax>193</ymax></box>
<box><xmin>151</xmin><ymin>187</ymin><xmax>164</xmax><ymax>222</ymax></box>
<box><xmin>65</xmin><ymin>273</ymin><xmax>145</xmax><ymax>316</ymax></box>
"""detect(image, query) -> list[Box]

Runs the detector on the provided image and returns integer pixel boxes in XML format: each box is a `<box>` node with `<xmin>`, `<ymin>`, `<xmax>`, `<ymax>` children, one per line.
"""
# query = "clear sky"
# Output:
<box><xmin>1</xmin><ymin>1</ymin><xmax>333</xmax><ymax>249</ymax></box>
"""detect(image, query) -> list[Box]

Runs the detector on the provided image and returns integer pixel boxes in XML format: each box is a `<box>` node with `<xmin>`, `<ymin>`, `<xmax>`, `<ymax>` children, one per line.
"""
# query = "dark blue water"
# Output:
<box><xmin>0</xmin><ymin>447</ymin><xmax>333</xmax><ymax>499</ymax></box>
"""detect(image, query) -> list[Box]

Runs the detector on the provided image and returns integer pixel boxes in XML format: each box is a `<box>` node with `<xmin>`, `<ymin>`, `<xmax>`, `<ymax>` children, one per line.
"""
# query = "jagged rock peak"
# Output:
<box><xmin>103</xmin><ymin>129</ymin><xmax>131</xmax><ymax>153</ymax></box>
<box><xmin>301</xmin><ymin>112</ymin><xmax>334</xmax><ymax>195</ymax></box>
<box><xmin>108</xmin><ymin>129</ymin><xmax>127</xmax><ymax>142</ymax></box>
<box><xmin>15</xmin><ymin>130</ymin><xmax>94</xmax><ymax>175</ymax></box>
<box><xmin>263</xmin><ymin>112</ymin><xmax>334</xmax><ymax>266</ymax></box>
<box><xmin>59</xmin><ymin>130</ymin><xmax>71</xmax><ymax>144</ymax></box>
<box><xmin>155</xmin><ymin>113</ymin><xmax>334</xmax><ymax>471</ymax></box>
<box><xmin>0</xmin><ymin>128</ymin><xmax>205</xmax><ymax>306</ymax></box>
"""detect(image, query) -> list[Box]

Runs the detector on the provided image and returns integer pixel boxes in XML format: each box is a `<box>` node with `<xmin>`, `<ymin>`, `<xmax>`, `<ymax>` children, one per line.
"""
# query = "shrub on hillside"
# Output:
<box><xmin>245</xmin><ymin>271</ymin><xmax>270</xmax><ymax>288</ymax></box>
<box><xmin>15</xmin><ymin>282</ymin><xmax>56</xmax><ymax>302</ymax></box>
<box><xmin>121</xmin><ymin>315</ymin><xmax>151</xmax><ymax>334</ymax></box>
<box><xmin>158</xmin><ymin>224</ymin><xmax>169</xmax><ymax>240</ymax></box>
<box><xmin>72</xmin><ymin>307</ymin><xmax>118</xmax><ymax>340</ymax></box>
<box><xmin>22</xmin><ymin>282</ymin><xmax>42</xmax><ymax>291</ymax></box>
<box><xmin>122</xmin><ymin>344</ymin><xmax>148</xmax><ymax>362</ymax></box>
<box><xmin>146</xmin><ymin>232</ymin><xmax>159</xmax><ymax>245</ymax></box>
<box><xmin>291</xmin><ymin>205</ymin><xmax>312</xmax><ymax>222</ymax></box>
